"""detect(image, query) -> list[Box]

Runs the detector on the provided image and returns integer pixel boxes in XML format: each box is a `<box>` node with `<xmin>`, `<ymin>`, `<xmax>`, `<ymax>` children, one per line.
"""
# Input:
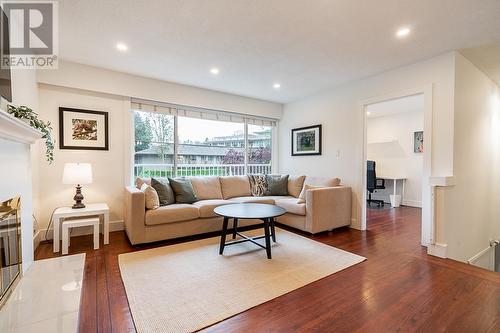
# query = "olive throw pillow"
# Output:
<box><xmin>248</xmin><ymin>174</ymin><xmax>268</xmax><ymax>196</ymax></box>
<box><xmin>168</xmin><ymin>177</ymin><xmax>198</xmax><ymax>203</ymax></box>
<box><xmin>265</xmin><ymin>175</ymin><xmax>289</xmax><ymax>196</ymax></box>
<box><xmin>151</xmin><ymin>177</ymin><xmax>175</xmax><ymax>206</ymax></box>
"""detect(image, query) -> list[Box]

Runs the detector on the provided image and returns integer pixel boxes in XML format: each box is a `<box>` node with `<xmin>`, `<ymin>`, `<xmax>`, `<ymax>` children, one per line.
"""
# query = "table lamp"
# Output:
<box><xmin>62</xmin><ymin>163</ymin><xmax>93</xmax><ymax>209</ymax></box>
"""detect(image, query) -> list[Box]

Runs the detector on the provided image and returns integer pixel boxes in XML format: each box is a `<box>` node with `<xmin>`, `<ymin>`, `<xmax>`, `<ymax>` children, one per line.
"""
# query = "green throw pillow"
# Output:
<box><xmin>265</xmin><ymin>175</ymin><xmax>289</xmax><ymax>196</ymax></box>
<box><xmin>151</xmin><ymin>178</ymin><xmax>175</xmax><ymax>206</ymax></box>
<box><xmin>168</xmin><ymin>177</ymin><xmax>198</xmax><ymax>203</ymax></box>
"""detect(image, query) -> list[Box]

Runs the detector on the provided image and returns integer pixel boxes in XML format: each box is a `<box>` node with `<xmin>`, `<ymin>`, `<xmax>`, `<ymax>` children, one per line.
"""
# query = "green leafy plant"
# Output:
<box><xmin>7</xmin><ymin>105</ymin><xmax>55</xmax><ymax>163</ymax></box>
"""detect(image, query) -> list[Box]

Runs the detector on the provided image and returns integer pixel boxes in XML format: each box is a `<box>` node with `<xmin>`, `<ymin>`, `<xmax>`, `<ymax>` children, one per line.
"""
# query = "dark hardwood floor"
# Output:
<box><xmin>35</xmin><ymin>206</ymin><xmax>500</xmax><ymax>332</ymax></box>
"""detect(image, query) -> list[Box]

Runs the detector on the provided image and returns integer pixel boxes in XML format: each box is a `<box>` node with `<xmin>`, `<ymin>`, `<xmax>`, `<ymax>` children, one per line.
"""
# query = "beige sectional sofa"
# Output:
<box><xmin>124</xmin><ymin>175</ymin><xmax>351</xmax><ymax>245</ymax></box>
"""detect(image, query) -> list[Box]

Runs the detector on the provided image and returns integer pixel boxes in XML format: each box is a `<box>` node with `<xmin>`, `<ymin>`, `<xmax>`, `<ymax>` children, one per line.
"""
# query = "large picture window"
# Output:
<box><xmin>132</xmin><ymin>101</ymin><xmax>275</xmax><ymax>178</ymax></box>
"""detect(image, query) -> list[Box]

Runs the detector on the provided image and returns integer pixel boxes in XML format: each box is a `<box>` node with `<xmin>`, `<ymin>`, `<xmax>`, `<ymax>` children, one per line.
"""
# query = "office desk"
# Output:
<box><xmin>378</xmin><ymin>176</ymin><xmax>407</xmax><ymax>207</ymax></box>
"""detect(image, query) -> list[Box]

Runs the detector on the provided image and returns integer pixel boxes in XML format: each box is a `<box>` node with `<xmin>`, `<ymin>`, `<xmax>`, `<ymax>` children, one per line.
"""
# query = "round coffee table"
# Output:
<box><xmin>214</xmin><ymin>203</ymin><xmax>286</xmax><ymax>259</ymax></box>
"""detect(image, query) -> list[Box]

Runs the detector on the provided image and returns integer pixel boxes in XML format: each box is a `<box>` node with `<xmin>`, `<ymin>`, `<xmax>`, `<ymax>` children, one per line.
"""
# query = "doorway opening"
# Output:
<box><xmin>360</xmin><ymin>87</ymin><xmax>433</xmax><ymax>247</ymax></box>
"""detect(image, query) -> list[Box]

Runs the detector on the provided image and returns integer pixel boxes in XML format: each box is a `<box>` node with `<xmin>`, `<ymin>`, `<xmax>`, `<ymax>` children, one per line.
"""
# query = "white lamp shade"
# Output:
<box><xmin>62</xmin><ymin>163</ymin><xmax>93</xmax><ymax>185</ymax></box>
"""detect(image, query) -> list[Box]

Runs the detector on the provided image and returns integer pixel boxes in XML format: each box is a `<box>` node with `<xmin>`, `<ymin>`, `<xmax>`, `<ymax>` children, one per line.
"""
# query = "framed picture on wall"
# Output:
<box><xmin>59</xmin><ymin>107</ymin><xmax>109</xmax><ymax>150</ymax></box>
<box><xmin>414</xmin><ymin>131</ymin><xmax>423</xmax><ymax>153</ymax></box>
<box><xmin>291</xmin><ymin>124</ymin><xmax>322</xmax><ymax>156</ymax></box>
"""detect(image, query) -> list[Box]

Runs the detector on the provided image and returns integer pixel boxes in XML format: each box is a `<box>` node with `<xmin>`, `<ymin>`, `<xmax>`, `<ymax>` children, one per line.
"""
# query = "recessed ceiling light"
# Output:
<box><xmin>396</xmin><ymin>27</ymin><xmax>411</xmax><ymax>38</ymax></box>
<box><xmin>116</xmin><ymin>43</ymin><xmax>128</xmax><ymax>51</ymax></box>
<box><xmin>273</xmin><ymin>83</ymin><xmax>281</xmax><ymax>89</ymax></box>
<box><xmin>366</xmin><ymin>111</ymin><xmax>371</xmax><ymax>116</ymax></box>
<box><xmin>210</xmin><ymin>68</ymin><xmax>219</xmax><ymax>75</ymax></box>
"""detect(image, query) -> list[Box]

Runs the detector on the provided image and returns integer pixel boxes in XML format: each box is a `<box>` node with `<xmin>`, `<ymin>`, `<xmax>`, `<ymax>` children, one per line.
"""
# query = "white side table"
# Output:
<box><xmin>62</xmin><ymin>217</ymin><xmax>100</xmax><ymax>255</ymax></box>
<box><xmin>52</xmin><ymin>203</ymin><xmax>110</xmax><ymax>253</ymax></box>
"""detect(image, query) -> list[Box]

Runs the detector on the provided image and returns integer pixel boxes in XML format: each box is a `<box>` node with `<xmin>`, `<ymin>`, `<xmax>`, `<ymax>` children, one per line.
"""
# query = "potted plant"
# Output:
<box><xmin>7</xmin><ymin>105</ymin><xmax>55</xmax><ymax>163</ymax></box>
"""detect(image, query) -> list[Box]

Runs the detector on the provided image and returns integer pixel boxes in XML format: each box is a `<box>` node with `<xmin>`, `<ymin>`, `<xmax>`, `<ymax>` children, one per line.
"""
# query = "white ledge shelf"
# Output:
<box><xmin>429</xmin><ymin>176</ymin><xmax>456</xmax><ymax>187</ymax></box>
<box><xmin>0</xmin><ymin>109</ymin><xmax>43</xmax><ymax>144</ymax></box>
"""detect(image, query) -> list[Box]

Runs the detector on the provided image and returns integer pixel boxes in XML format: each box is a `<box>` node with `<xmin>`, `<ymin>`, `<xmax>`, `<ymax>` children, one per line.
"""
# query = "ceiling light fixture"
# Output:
<box><xmin>210</xmin><ymin>68</ymin><xmax>219</xmax><ymax>75</ymax></box>
<box><xmin>273</xmin><ymin>83</ymin><xmax>281</xmax><ymax>89</ymax></box>
<box><xmin>366</xmin><ymin>111</ymin><xmax>371</xmax><ymax>116</ymax></box>
<box><xmin>396</xmin><ymin>27</ymin><xmax>411</xmax><ymax>38</ymax></box>
<box><xmin>116</xmin><ymin>43</ymin><xmax>128</xmax><ymax>51</ymax></box>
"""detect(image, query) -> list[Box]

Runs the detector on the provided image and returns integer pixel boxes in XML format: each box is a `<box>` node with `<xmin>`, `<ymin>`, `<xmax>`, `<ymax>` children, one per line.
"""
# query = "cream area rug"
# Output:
<box><xmin>119</xmin><ymin>228</ymin><xmax>366</xmax><ymax>333</ymax></box>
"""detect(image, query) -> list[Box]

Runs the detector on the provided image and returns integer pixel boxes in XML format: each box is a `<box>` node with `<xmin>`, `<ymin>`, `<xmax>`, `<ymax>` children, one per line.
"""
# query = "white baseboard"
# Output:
<box><xmin>402</xmin><ymin>199</ymin><xmax>422</xmax><ymax>208</ymax></box>
<box><xmin>39</xmin><ymin>220</ymin><xmax>124</xmax><ymax>241</ymax></box>
<box><xmin>33</xmin><ymin>229</ymin><xmax>42</xmax><ymax>252</ymax></box>
<box><xmin>427</xmin><ymin>243</ymin><xmax>448</xmax><ymax>258</ymax></box>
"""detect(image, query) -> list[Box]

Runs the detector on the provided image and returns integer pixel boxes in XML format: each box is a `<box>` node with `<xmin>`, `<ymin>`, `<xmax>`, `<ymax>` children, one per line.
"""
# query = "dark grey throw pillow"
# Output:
<box><xmin>151</xmin><ymin>178</ymin><xmax>175</xmax><ymax>206</ymax></box>
<box><xmin>265</xmin><ymin>175</ymin><xmax>289</xmax><ymax>196</ymax></box>
<box><xmin>167</xmin><ymin>177</ymin><xmax>198</xmax><ymax>203</ymax></box>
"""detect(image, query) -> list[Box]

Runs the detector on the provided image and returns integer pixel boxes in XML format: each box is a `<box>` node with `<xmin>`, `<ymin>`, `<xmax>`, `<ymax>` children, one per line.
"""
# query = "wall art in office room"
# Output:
<box><xmin>59</xmin><ymin>107</ymin><xmax>109</xmax><ymax>150</ymax></box>
<box><xmin>291</xmin><ymin>124</ymin><xmax>322</xmax><ymax>156</ymax></box>
<box><xmin>414</xmin><ymin>131</ymin><xmax>423</xmax><ymax>153</ymax></box>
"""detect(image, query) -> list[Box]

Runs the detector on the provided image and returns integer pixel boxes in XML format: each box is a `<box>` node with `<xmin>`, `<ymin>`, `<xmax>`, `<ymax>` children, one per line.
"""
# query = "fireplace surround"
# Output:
<box><xmin>0</xmin><ymin>109</ymin><xmax>42</xmax><ymax>309</ymax></box>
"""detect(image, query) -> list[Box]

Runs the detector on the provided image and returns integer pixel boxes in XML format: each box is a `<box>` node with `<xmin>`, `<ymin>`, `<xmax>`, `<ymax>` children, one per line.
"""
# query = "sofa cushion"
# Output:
<box><xmin>136</xmin><ymin>177</ymin><xmax>151</xmax><ymax>189</ymax></box>
<box><xmin>265</xmin><ymin>175</ymin><xmax>289</xmax><ymax>196</ymax></box>
<box><xmin>228</xmin><ymin>196</ymin><xmax>275</xmax><ymax>204</ymax></box>
<box><xmin>219</xmin><ymin>176</ymin><xmax>251</xmax><ymax>199</ymax></box>
<box><xmin>151</xmin><ymin>178</ymin><xmax>175</xmax><ymax>206</ymax></box>
<box><xmin>303</xmin><ymin>176</ymin><xmax>341</xmax><ymax>187</ymax></box>
<box><xmin>288</xmin><ymin>175</ymin><xmax>306</xmax><ymax>197</ymax></box>
<box><xmin>168</xmin><ymin>177</ymin><xmax>198</xmax><ymax>203</ymax></box>
<box><xmin>140</xmin><ymin>183</ymin><xmax>160</xmax><ymax>210</ymax></box>
<box><xmin>227</xmin><ymin>195</ymin><xmax>292</xmax><ymax>205</ymax></box>
<box><xmin>193</xmin><ymin>199</ymin><xmax>232</xmax><ymax>218</ymax></box>
<box><xmin>145</xmin><ymin>204</ymin><xmax>200</xmax><ymax>226</ymax></box>
<box><xmin>299</xmin><ymin>177</ymin><xmax>341</xmax><ymax>200</ymax></box>
<box><xmin>248</xmin><ymin>174</ymin><xmax>268</xmax><ymax>196</ymax></box>
<box><xmin>275</xmin><ymin>198</ymin><xmax>306</xmax><ymax>216</ymax></box>
<box><xmin>298</xmin><ymin>184</ymin><xmax>324</xmax><ymax>203</ymax></box>
<box><xmin>190</xmin><ymin>176</ymin><xmax>223</xmax><ymax>200</ymax></box>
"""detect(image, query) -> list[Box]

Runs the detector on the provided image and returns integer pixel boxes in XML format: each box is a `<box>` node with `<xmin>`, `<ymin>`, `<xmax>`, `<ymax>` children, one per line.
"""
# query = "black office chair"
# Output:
<box><xmin>367</xmin><ymin>160</ymin><xmax>385</xmax><ymax>207</ymax></box>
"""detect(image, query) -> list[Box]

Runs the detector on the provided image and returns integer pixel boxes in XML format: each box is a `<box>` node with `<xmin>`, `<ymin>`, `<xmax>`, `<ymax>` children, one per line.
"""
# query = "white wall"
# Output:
<box><xmin>36</xmin><ymin>84</ymin><xmax>129</xmax><ymax>235</ymax></box>
<box><xmin>443</xmin><ymin>53</ymin><xmax>500</xmax><ymax>268</ymax></box>
<box><xmin>37</xmin><ymin>61</ymin><xmax>282</xmax><ymax>119</ymax></box>
<box><xmin>279</xmin><ymin>52</ymin><xmax>456</xmax><ymax>230</ymax></box>
<box><xmin>367</xmin><ymin>110</ymin><xmax>424</xmax><ymax>207</ymax></box>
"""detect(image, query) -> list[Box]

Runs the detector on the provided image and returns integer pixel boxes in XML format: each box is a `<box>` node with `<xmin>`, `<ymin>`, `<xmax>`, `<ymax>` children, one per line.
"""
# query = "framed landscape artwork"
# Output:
<box><xmin>414</xmin><ymin>131</ymin><xmax>423</xmax><ymax>153</ymax></box>
<box><xmin>59</xmin><ymin>107</ymin><xmax>109</xmax><ymax>150</ymax></box>
<box><xmin>291</xmin><ymin>124</ymin><xmax>322</xmax><ymax>156</ymax></box>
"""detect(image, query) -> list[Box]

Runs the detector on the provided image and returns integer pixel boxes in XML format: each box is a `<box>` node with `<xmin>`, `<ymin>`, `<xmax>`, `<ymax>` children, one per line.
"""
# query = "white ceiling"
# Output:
<box><xmin>367</xmin><ymin>94</ymin><xmax>424</xmax><ymax>118</ymax></box>
<box><xmin>460</xmin><ymin>43</ymin><xmax>500</xmax><ymax>87</ymax></box>
<box><xmin>59</xmin><ymin>0</ymin><xmax>500</xmax><ymax>103</ymax></box>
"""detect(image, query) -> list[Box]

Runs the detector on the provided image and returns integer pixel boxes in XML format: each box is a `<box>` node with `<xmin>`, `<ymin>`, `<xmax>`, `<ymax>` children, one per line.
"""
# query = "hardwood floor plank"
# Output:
<box><xmin>105</xmin><ymin>249</ymin><xmax>136</xmax><ymax>333</ymax></box>
<box><xmin>35</xmin><ymin>206</ymin><xmax>499</xmax><ymax>333</ymax></box>
<box><xmin>96</xmin><ymin>254</ymin><xmax>112</xmax><ymax>333</ymax></box>
<box><xmin>79</xmin><ymin>255</ymin><xmax>97</xmax><ymax>333</ymax></box>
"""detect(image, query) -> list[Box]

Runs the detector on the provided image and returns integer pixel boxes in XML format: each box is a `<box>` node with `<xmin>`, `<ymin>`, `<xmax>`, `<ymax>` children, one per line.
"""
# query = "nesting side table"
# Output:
<box><xmin>52</xmin><ymin>203</ymin><xmax>109</xmax><ymax>253</ymax></box>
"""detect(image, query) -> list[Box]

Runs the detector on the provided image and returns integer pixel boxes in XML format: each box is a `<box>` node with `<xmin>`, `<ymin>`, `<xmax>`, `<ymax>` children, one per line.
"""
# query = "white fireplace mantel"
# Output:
<box><xmin>0</xmin><ymin>109</ymin><xmax>43</xmax><ymax>144</ymax></box>
<box><xmin>0</xmin><ymin>108</ymin><xmax>42</xmax><ymax>276</ymax></box>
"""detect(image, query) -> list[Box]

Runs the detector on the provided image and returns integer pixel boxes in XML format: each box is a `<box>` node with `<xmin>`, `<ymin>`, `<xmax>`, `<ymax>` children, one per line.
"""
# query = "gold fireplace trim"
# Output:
<box><xmin>0</xmin><ymin>196</ymin><xmax>22</xmax><ymax>309</ymax></box>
